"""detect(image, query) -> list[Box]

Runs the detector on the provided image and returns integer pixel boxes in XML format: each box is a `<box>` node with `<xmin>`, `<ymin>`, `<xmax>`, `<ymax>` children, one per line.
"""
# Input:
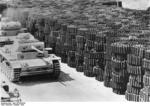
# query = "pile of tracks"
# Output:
<box><xmin>140</xmin><ymin>48</ymin><xmax>150</xmax><ymax>102</ymax></box>
<box><xmin>75</xmin><ymin>28</ymin><xmax>87</xmax><ymax>72</ymax></box>
<box><xmin>93</xmin><ymin>32</ymin><xmax>106</xmax><ymax>81</ymax></box>
<box><xmin>125</xmin><ymin>44</ymin><xmax>146</xmax><ymax>101</ymax></box>
<box><xmin>111</xmin><ymin>41</ymin><xmax>130</xmax><ymax>95</ymax></box>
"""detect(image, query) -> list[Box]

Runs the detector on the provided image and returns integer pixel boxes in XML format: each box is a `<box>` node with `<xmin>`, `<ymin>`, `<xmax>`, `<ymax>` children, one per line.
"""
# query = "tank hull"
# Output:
<box><xmin>0</xmin><ymin>58</ymin><xmax>61</xmax><ymax>82</ymax></box>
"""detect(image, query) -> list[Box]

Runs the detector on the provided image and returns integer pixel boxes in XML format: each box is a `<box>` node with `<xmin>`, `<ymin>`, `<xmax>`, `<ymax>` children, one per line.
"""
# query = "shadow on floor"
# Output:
<box><xmin>16</xmin><ymin>71</ymin><xmax>74</xmax><ymax>86</ymax></box>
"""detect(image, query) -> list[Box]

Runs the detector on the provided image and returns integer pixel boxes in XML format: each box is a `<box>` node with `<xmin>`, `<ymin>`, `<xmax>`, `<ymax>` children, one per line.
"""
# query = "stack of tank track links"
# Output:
<box><xmin>44</xmin><ymin>18</ymin><xmax>60</xmax><ymax>48</ymax></box>
<box><xmin>59</xmin><ymin>23</ymin><xmax>68</xmax><ymax>63</ymax></box>
<box><xmin>35</xmin><ymin>17</ymin><xmax>46</xmax><ymax>42</ymax></box>
<box><xmin>104</xmin><ymin>31</ymin><xmax>121</xmax><ymax>88</ymax></box>
<box><xmin>66</xmin><ymin>25</ymin><xmax>77</xmax><ymax>68</ymax></box>
<box><xmin>75</xmin><ymin>28</ymin><xmax>87</xmax><ymax>72</ymax></box>
<box><xmin>27</xmin><ymin>16</ymin><xmax>43</xmax><ymax>41</ymax></box>
<box><xmin>55</xmin><ymin>36</ymin><xmax>62</xmax><ymax>57</ymax></box>
<box><xmin>111</xmin><ymin>41</ymin><xmax>130</xmax><ymax>95</ymax></box>
<box><xmin>50</xmin><ymin>31</ymin><xmax>60</xmax><ymax>53</ymax></box>
<box><xmin>139</xmin><ymin>48</ymin><xmax>150</xmax><ymax>102</ymax></box>
<box><xmin>125</xmin><ymin>44</ymin><xmax>145</xmax><ymax>102</ymax></box>
<box><xmin>67</xmin><ymin>51</ymin><xmax>76</xmax><ymax>68</ymax></box>
<box><xmin>83</xmin><ymin>28</ymin><xmax>97</xmax><ymax>77</ymax></box>
<box><xmin>53</xmin><ymin>21</ymin><xmax>68</xmax><ymax>63</ymax></box>
<box><xmin>46</xmin><ymin>19</ymin><xmax>61</xmax><ymax>54</ymax></box>
<box><xmin>93</xmin><ymin>32</ymin><xmax>106</xmax><ymax>81</ymax></box>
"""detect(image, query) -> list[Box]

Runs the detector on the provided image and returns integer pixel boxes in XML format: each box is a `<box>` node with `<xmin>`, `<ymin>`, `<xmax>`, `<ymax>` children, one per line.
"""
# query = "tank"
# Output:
<box><xmin>0</xmin><ymin>18</ymin><xmax>27</xmax><ymax>47</ymax></box>
<box><xmin>0</xmin><ymin>33</ymin><xmax>61</xmax><ymax>82</ymax></box>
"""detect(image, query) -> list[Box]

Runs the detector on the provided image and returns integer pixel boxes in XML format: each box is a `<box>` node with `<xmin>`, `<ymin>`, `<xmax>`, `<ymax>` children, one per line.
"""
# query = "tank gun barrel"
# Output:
<box><xmin>31</xmin><ymin>46</ymin><xmax>44</xmax><ymax>54</ymax></box>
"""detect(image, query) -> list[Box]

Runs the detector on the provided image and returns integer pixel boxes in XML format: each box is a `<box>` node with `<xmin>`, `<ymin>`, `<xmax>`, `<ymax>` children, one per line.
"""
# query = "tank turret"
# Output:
<box><xmin>1</xmin><ymin>21</ymin><xmax>22</xmax><ymax>36</ymax></box>
<box><xmin>0</xmin><ymin>18</ymin><xmax>27</xmax><ymax>47</ymax></box>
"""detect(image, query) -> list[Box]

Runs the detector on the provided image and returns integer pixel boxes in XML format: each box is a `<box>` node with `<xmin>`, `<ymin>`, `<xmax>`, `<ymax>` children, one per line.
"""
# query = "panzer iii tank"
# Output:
<box><xmin>0</xmin><ymin>18</ymin><xmax>27</xmax><ymax>47</ymax></box>
<box><xmin>0</xmin><ymin>33</ymin><xmax>61</xmax><ymax>82</ymax></box>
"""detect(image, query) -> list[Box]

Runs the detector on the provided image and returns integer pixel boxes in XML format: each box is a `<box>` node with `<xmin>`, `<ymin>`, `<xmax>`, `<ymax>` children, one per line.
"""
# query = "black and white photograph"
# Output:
<box><xmin>0</xmin><ymin>0</ymin><xmax>150</xmax><ymax>105</ymax></box>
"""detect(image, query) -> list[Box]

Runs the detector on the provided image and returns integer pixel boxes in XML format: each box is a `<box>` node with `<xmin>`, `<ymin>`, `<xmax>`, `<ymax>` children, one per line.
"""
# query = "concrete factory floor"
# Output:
<box><xmin>0</xmin><ymin>63</ymin><xmax>126</xmax><ymax>102</ymax></box>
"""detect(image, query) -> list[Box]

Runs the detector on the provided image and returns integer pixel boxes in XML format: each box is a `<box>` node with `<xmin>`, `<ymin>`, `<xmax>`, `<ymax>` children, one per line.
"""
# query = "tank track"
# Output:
<box><xmin>84</xmin><ymin>65</ymin><xmax>95</xmax><ymax>77</ymax></box>
<box><xmin>51</xmin><ymin>60</ymin><xmax>61</xmax><ymax>79</ymax></box>
<box><xmin>1</xmin><ymin>67</ymin><xmax>21</xmax><ymax>82</ymax></box>
<box><xmin>139</xmin><ymin>87</ymin><xmax>150</xmax><ymax>102</ymax></box>
<box><xmin>10</xmin><ymin>68</ymin><xmax>21</xmax><ymax>82</ymax></box>
<box><xmin>112</xmin><ymin>88</ymin><xmax>126</xmax><ymax>95</ymax></box>
<box><xmin>94</xmin><ymin>66</ymin><xmax>104</xmax><ymax>81</ymax></box>
<box><xmin>125</xmin><ymin>91</ymin><xmax>140</xmax><ymax>102</ymax></box>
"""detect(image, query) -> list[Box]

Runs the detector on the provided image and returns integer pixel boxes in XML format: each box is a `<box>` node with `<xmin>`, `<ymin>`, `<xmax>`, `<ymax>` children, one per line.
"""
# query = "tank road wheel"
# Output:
<box><xmin>9</xmin><ymin>68</ymin><xmax>21</xmax><ymax>82</ymax></box>
<box><xmin>51</xmin><ymin>60</ymin><xmax>61</xmax><ymax>79</ymax></box>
